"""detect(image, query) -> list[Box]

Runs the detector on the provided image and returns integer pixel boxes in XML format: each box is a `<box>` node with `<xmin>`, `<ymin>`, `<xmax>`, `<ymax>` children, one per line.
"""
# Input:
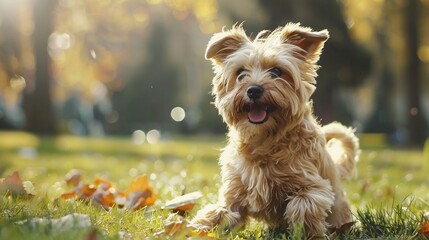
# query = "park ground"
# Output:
<box><xmin>1</xmin><ymin>131</ymin><xmax>429</xmax><ymax>239</ymax></box>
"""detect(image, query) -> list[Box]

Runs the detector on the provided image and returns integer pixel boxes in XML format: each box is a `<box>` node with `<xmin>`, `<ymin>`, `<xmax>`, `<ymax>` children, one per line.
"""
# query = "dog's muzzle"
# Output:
<box><xmin>244</xmin><ymin>85</ymin><xmax>275</xmax><ymax>124</ymax></box>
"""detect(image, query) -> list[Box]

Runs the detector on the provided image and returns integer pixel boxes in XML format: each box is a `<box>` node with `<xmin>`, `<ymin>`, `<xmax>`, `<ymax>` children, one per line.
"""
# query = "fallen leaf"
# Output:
<box><xmin>164</xmin><ymin>220</ymin><xmax>187</xmax><ymax>235</ymax></box>
<box><xmin>0</xmin><ymin>171</ymin><xmax>30</xmax><ymax>197</ymax></box>
<box><xmin>65</xmin><ymin>169</ymin><xmax>81</xmax><ymax>187</ymax></box>
<box><xmin>93</xmin><ymin>177</ymin><xmax>113</xmax><ymax>190</ymax></box>
<box><xmin>61</xmin><ymin>192</ymin><xmax>78</xmax><ymax>199</ymax></box>
<box><xmin>124</xmin><ymin>175</ymin><xmax>157</xmax><ymax>207</ymax></box>
<box><xmin>22</xmin><ymin>181</ymin><xmax>36</xmax><ymax>195</ymax></box>
<box><xmin>114</xmin><ymin>192</ymin><xmax>127</xmax><ymax>207</ymax></box>
<box><xmin>174</xmin><ymin>202</ymin><xmax>195</xmax><ymax>212</ymax></box>
<box><xmin>80</xmin><ymin>184</ymin><xmax>97</xmax><ymax>199</ymax></box>
<box><xmin>125</xmin><ymin>189</ymin><xmax>152</xmax><ymax>210</ymax></box>
<box><xmin>163</xmin><ymin>191</ymin><xmax>202</xmax><ymax>213</ymax></box>
<box><xmin>92</xmin><ymin>189</ymin><xmax>115</xmax><ymax>209</ymax></box>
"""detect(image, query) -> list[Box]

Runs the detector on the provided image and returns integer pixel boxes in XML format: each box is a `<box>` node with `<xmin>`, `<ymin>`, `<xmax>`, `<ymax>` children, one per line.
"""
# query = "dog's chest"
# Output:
<box><xmin>239</xmin><ymin>163</ymin><xmax>292</xmax><ymax>217</ymax></box>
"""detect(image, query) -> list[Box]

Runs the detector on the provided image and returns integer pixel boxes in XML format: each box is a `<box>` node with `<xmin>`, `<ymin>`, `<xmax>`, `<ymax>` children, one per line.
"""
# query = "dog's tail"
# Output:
<box><xmin>322</xmin><ymin>122</ymin><xmax>360</xmax><ymax>180</ymax></box>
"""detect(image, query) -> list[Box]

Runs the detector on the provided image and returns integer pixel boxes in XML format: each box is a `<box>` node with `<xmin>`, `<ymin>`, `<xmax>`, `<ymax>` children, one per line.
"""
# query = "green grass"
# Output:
<box><xmin>0</xmin><ymin>132</ymin><xmax>428</xmax><ymax>239</ymax></box>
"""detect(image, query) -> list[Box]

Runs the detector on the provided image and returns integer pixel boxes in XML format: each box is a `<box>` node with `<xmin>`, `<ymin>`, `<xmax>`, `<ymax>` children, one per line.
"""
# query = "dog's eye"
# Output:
<box><xmin>236</xmin><ymin>68</ymin><xmax>246</xmax><ymax>81</ymax></box>
<box><xmin>269</xmin><ymin>67</ymin><xmax>282</xmax><ymax>78</ymax></box>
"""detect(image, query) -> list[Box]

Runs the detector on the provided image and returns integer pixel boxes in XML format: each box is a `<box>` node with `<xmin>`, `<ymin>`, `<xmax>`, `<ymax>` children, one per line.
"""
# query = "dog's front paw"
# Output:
<box><xmin>190</xmin><ymin>204</ymin><xmax>227</xmax><ymax>230</ymax></box>
<box><xmin>285</xmin><ymin>181</ymin><xmax>335</xmax><ymax>237</ymax></box>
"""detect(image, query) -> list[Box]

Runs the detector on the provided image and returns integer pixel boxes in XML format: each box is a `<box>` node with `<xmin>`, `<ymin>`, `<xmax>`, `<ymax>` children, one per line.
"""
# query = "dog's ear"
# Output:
<box><xmin>280</xmin><ymin>23</ymin><xmax>329</xmax><ymax>62</ymax></box>
<box><xmin>205</xmin><ymin>26</ymin><xmax>249</xmax><ymax>64</ymax></box>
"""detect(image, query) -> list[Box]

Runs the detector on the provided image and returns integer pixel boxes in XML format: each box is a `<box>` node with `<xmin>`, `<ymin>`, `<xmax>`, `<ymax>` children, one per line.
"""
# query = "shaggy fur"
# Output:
<box><xmin>191</xmin><ymin>23</ymin><xmax>360</xmax><ymax>237</ymax></box>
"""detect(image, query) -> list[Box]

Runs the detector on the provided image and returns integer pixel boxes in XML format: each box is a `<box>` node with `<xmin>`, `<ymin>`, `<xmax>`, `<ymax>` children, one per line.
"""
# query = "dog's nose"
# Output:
<box><xmin>247</xmin><ymin>85</ymin><xmax>264</xmax><ymax>100</ymax></box>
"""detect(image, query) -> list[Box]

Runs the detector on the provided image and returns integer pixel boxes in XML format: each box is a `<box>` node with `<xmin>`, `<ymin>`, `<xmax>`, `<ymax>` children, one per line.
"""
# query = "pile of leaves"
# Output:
<box><xmin>60</xmin><ymin>169</ymin><xmax>156</xmax><ymax>211</ymax></box>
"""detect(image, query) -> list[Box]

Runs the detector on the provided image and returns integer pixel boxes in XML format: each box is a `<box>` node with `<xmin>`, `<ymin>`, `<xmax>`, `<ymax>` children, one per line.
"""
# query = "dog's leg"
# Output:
<box><xmin>191</xmin><ymin>203</ymin><xmax>228</xmax><ymax>230</ymax></box>
<box><xmin>191</xmin><ymin>174</ymin><xmax>248</xmax><ymax>230</ymax></box>
<box><xmin>326</xmin><ymin>187</ymin><xmax>353</xmax><ymax>230</ymax></box>
<box><xmin>191</xmin><ymin>202</ymin><xmax>245</xmax><ymax>230</ymax></box>
<box><xmin>285</xmin><ymin>178</ymin><xmax>334</xmax><ymax>237</ymax></box>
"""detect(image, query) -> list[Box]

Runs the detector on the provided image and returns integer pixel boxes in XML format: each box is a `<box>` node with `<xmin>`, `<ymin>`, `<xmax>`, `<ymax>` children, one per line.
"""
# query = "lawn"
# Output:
<box><xmin>0</xmin><ymin>131</ymin><xmax>428</xmax><ymax>239</ymax></box>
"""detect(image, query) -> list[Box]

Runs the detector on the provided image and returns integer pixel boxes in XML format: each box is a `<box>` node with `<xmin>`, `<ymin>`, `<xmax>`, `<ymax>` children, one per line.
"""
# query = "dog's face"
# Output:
<box><xmin>206</xmin><ymin>23</ymin><xmax>329</xmax><ymax>137</ymax></box>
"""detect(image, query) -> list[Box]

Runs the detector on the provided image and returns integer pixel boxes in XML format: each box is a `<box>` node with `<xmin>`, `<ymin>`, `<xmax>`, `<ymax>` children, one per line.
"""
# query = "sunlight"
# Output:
<box><xmin>132</xmin><ymin>130</ymin><xmax>145</xmax><ymax>145</ymax></box>
<box><xmin>146</xmin><ymin>129</ymin><xmax>161</xmax><ymax>144</ymax></box>
<box><xmin>48</xmin><ymin>32</ymin><xmax>71</xmax><ymax>58</ymax></box>
<box><xmin>9</xmin><ymin>75</ymin><xmax>26</xmax><ymax>92</ymax></box>
<box><xmin>418</xmin><ymin>45</ymin><xmax>429</xmax><ymax>63</ymax></box>
<box><xmin>171</xmin><ymin>106</ymin><xmax>185</xmax><ymax>122</ymax></box>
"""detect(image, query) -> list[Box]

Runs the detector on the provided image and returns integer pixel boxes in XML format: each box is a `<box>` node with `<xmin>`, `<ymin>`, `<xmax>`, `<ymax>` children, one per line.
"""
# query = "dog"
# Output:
<box><xmin>191</xmin><ymin>23</ymin><xmax>360</xmax><ymax>237</ymax></box>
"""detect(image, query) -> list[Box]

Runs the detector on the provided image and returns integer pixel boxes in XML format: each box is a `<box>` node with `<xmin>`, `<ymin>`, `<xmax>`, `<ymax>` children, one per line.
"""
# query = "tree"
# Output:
<box><xmin>112</xmin><ymin>21</ymin><xmax>180</xmax><ymax>133</ymax></box>
<box><xmin>23</xmin><ymin>0</ymin><xmax>57</xmax><ymax>134</ymax></box>
<box><xmin>404</xmin><ymin>0</ymin><xmax>428</xmax><ymax>146</ymax></box>
<box><xmin>364</xmin><ymin>0</ymin><xmax>395</xmax><ymax>136</ymax></box>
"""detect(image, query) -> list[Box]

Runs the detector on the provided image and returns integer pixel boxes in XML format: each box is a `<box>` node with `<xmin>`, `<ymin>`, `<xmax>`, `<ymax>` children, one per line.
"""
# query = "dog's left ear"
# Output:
<box><xmin>281</xmin><ymin>23</ymin><xmax>329</xmax><ymax>62</ymax></box>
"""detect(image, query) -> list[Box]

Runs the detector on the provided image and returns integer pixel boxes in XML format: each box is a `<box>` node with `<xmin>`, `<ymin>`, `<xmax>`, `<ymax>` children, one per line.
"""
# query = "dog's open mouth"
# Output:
<box><xmin>245</xmin><ymin>103</ymin><xmax>274</xmax><ymax>124</ymax></box>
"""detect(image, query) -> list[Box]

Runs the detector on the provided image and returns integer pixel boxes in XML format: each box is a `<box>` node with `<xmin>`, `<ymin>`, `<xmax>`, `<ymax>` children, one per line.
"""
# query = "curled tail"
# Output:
<box><xmin>322</xmin><ymin>122</ymin><xmax>360</xmax><ymax>180</ymax></box>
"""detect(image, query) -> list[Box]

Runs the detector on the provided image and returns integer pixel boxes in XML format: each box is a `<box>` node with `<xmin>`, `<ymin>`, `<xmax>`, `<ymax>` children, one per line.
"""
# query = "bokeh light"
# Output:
<box><xmin>170</xmin><ymin>107</ymin><xmax>186</xmax><ymax>122</ymax></box>
<box><xmin>146</xmin><ymin>129</ymin><xmax>160</xmax><ymax>144</ymax></box>
<box><xmin>48</xmin><ymin>32</ymin><xmax>71</xmax><ymax>57</ymax></box>
<box><xmin>418</xmin><ymin>45</ymin><xmax>429</xmax><ymax>63</ymax></box>
<box><xmin>9</xmin><ymin>75</ymin><xmax>26</xmax><ymax>92</ymax></box>
<box><xmin>132</xmin><ymin>130</ymin><xmax>145</xmax><ymax>145</ymax></box>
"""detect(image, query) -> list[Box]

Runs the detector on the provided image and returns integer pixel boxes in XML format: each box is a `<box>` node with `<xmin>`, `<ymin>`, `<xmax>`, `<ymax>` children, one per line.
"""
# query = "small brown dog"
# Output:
<box><xmin>191</xmin><ymin>23</ymin><xmax>360</xmax><ymax>237</ymax></box>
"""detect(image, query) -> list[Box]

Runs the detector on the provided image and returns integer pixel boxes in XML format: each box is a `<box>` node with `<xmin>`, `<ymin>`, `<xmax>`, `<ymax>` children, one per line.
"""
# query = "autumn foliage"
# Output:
<box><xmin>61</xmin><ymin>170</ymin><xmax>156</xmax><ymax>211</ymax></box>
<box><xmin>0</xmin><ymin>170</ymin><xmax>210</xmax><ymax>238</ymax></box>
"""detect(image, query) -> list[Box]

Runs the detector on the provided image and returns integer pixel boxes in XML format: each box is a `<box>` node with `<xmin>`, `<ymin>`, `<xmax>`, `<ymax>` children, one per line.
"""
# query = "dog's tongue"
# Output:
<box><xmin>248</xmin><ymin>105</ymin><xmax>267</xmax><ymax>123</ymax></box>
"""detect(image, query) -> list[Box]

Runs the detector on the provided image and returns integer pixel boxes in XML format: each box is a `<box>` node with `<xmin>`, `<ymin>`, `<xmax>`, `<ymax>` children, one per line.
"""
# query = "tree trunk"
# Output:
<box><xmin>405</xmin><ymin>0</ymin><xmax>427</xmax><ymax>146</ymax></box>
<box><xmin>23</xmin><ymin>0</ymin><xmax>57</xmax><ymax>134</ymax></box>
<box><xmin>365</xmin><ymin>1</ymin><xmax>395</xmax><ymax>135</ymax></box>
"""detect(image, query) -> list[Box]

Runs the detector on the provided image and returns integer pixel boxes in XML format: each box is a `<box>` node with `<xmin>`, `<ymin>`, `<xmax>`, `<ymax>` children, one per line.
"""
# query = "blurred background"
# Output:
<box><xmin>0</xmin><ymin>0</ymin><xmax>428</xmax><ymax>147</ymax></box>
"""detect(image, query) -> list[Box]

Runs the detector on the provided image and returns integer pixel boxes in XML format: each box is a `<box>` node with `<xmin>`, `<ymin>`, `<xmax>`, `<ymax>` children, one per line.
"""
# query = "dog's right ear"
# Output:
<box><xmin>205</xmin><ymin>26</ymin><xmax>249</xmax><ymax>64</ymax></box>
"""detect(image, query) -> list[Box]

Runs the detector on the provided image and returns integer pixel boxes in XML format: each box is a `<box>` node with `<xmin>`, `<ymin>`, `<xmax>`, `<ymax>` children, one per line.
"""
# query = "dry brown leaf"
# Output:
<box><xmin>126</xmin><ymin>189</ymin><xmax>153</xmax><ymax>210</ymax></box>
<box><xmin>114</xmin><ymin>191</ymin><xmax>126</xmax><ymax>207</ymax></box>
<box><xmin>175</xmin><ymin>202</ymin><xmax>195</xmax><ymax>212</ymax></box>
<box><xmin>0</xmin><ymin>171</ymin><xmax>30</xmax><ymax>197</ymax></box>
<box><xmin>61</xmin><ymin>192</ymin><xmax>78</xmax><ymax>199</ymax></box>
<box><xmin>164</xmin><ymin>220</ymin><xmax>187</xmax><ymax>235</ymax></box>
<box><xmin>80</xmin><ymin>184</ymin><xmax>97</xmax><ymax>199</ymax></box>
<box><xmin>124</xmin><ymin>175</ymin><xmax>157</xmax><ymax>207</ymax></box>
<box><xmin>92</xmin><ymin>189</ymin><xmax>116</xmax><ymax>209</ymax></box>
<box><xmin>65</xmin><ymin>169</ymin><xmax>81</xmax><ymax>187</ymax></box>
<box><xmin>102</xmin><ymin>192</ymin><xmax>115</xmax><ymax>207</ymax></box>
<box><xmin>163</xmin><ymin>191</ymin><xmax>202</xmax><ymax>213</ymax></box>
<box><xmin>93</xmin><ymin>177</ymin><xmax>113</xmax><ymax>190</ymax></box>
